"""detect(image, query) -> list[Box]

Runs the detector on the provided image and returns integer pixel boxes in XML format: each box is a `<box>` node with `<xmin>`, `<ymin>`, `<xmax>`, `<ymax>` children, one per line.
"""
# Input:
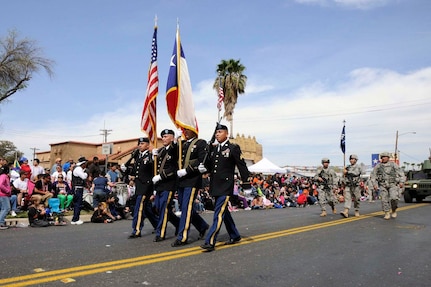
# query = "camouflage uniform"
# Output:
<box><xmin>314</xmin><ymin>158</ymin><xmax>338</xmax><ymax>216</ymax></box>
<box><xmin>341</xmin><ymin>155</ymin><xmax>362</xmax><ymax>217</ymax></box>
<box><xmin>370</xmin><ymin>153</ymin><xmax>405</xmax><ymax>219</ymax></box>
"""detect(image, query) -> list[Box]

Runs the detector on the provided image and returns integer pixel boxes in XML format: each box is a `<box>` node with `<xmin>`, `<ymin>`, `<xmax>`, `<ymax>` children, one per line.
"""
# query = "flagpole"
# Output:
<box><xmin>218</xmin><ymin>74</ymin><xmax>222</xmax><ymax>120</ymax></box>
<box><xmin>153</xmin><ymin>16</ymin><xmax>159</xmax><ymax>175</ymax></box>
<box><xmin>176</xmin><ymin>20</ymin><xmax>183</xmax><ymax>169</ymax></box>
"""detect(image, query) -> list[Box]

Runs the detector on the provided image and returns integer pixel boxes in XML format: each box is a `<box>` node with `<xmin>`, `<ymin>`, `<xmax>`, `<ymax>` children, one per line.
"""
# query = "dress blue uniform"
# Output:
<box><xmin>153</xmin><ymin>130</ymin><xmax>180</xmax><ymax>241</ymax></box>
<box><xmin>129</xmin><ymin>137</ymin><xmax>156</xmax><ymax>238</ymax></box>
<box><xmin>172</xmin><ymin>133</ymin><xmax>209</xmax><ymax>247</ymax></box>
<box><xmin>201</xmin><ymin>124</ymin><xmax>250</xmax><ymax>252</ymax></box>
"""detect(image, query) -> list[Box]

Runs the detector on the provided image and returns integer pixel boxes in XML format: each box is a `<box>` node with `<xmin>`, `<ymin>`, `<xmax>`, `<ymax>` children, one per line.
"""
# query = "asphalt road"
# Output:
<box><xmin>1</xmin><ymin>199</ymin><xmax>430</xmax><ymax>287</ymax></box>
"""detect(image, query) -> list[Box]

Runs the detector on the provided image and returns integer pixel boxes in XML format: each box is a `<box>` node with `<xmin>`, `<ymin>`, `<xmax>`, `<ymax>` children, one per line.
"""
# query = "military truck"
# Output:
<box><xmin>403</xmin><ymin>152</ymin><xmax>431</xmax><ymax>203</ymax></box>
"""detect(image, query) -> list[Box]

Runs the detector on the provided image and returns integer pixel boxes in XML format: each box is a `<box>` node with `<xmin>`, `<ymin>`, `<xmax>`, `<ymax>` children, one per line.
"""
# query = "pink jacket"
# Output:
<box><xmin>0</xmin><ymin>174</ymin><xmax>11</xmax><ymax>197</ymax></box>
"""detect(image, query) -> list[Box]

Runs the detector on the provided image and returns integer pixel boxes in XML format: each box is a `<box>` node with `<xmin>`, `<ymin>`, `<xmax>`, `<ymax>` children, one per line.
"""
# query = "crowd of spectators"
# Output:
<box><xmin>0</xmin><ymin>155</ymin><xmax>374</xmax><ymax>230</ymax></box>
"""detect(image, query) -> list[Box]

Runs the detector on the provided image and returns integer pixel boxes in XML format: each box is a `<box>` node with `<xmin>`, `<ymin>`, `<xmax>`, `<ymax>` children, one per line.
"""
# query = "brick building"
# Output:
<box><xmin>35</xmin><ymin>134</ymin><xmax>262</xmax><ymax>172</ymax></box>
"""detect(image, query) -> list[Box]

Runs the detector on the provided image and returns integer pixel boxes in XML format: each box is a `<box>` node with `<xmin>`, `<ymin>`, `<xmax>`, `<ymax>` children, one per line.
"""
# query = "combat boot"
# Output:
<box><xmin>340</xmin><ymin>208</ymin><xmax>349</xmax><ymax>218</ymax></box>
<box><xmin>354</xmin><ymin>210</ymin><xmax>360</xmax><ymax>217</ymax></box>
<box><xmin>384</xmin><ymin>212</ymin><xmax>391</xmax><ymax>220</ymax></box>
<box><xmin>320</xmin><ymin>210</ymin><xmax>327</xmax><ymax>217</ymax></box>
<box><xmin>332</xmin><ymin>207</ymin><xmax>337</xmax><ymax>214</ymax></box>
<box><xmin>391</xmin><ymin>211</ymin><xmax>397</xmax><ymax>218</ymax></box>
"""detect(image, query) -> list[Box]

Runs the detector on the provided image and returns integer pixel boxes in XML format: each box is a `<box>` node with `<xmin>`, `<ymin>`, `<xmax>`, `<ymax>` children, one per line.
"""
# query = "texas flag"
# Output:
<box><xmin>371</xmin><ymin>154</ymin><xmax>380</xmax><ymax>167</ymax></box>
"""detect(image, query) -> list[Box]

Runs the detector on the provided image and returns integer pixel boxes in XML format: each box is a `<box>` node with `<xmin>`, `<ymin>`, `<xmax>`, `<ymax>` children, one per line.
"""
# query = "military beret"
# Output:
<box><xmin>161</xmin><ymin>129</ymin><xmax>175</xmax><ymax>136</ymax></box>
<box><xmin>137</xmin><ymin>137</ymin><xmax>149</xmax><ymax>144</ymax></box>
<box><xmin>216</xmin><ymin>123</ymin><xmax>228</xmax><ymax>131</ymax></box>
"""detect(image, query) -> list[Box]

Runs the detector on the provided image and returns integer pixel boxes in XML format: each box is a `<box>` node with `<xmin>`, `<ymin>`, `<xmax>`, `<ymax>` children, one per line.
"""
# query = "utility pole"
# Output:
<box><xmin>30</xmin><ymin>147</ymin><xmax>40</xmax><ymax>161</ymax></box>
<box><xmin>100</xmin><ymin>122</ymin><xmax>112</xmax><ymax>172</ymax></box>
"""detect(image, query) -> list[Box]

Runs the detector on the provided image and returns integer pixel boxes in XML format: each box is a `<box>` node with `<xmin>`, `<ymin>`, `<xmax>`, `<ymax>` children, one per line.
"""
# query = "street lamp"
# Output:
<box><xmin>394</xmin><ymin>130</ymin><xmax>416</xmax><ymax>163</ymax></box>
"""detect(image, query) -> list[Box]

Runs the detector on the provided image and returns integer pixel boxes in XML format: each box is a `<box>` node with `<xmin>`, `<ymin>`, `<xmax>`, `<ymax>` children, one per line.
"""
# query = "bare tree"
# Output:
<box><xmin>0</xmin><ymin>30</ymin><xmax>54</xmax><ymax>103</ymax></box>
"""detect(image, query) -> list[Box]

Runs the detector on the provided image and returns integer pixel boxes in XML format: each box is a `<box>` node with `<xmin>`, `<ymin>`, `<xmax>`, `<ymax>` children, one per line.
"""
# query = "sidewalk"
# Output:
<box><xmin>5</xmin><ymin>213</ymin><xmax>93</xmax><ymax>227</ymax></box>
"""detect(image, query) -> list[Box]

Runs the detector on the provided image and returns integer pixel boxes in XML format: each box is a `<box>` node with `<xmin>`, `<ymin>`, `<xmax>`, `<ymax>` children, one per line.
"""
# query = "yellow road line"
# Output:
<box><xmin>1</xmin><ymin>203</ymin><xmax>426</xmax><ymax>287</ymax></box>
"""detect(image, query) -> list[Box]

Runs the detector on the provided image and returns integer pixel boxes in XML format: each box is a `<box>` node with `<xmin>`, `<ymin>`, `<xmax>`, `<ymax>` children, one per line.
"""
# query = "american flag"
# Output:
<box><xmin>217</xmin><ymin>85</ymin><xmax>224</xmax><ymax>111</ymax></box>
<box><xmin>141</xmin><ymin>27</ymin><xmax>158</xmax><ymax>145</ymax></box>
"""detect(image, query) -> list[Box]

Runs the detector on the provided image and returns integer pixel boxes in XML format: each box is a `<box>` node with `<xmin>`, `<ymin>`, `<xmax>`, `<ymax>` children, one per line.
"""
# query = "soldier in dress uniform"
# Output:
<box><xmin>199</xmin><ymin>124</ymin><xmax>250</xmax><ymax>252</ymax></box>
<box><xmin>128</xmin><ymin>137</ymin><xmax>155</xmax><ymax>238</ymax></box>
<box><xmin>314</xmin><ymin>158</ymin><xmax>339</xmax><ymax>217</ymax></box>
<box><xmin>171</xmin><ymin>128</ymin><xmax>209</xmax><ymax>247</ymax></box>
<box><xmin>152</xmin><ymin>129</ymin><xmax>180</xmax><ymax>242</ymax></box>
<box><xmin>340</xmin><ymin>154</ymin><xmax>362</xmax><ymax>218</ymax></box>
<box><xmin>370</xmin><ymin>152</ymin><xmax>405</xmax><ymax>220</ymax></box>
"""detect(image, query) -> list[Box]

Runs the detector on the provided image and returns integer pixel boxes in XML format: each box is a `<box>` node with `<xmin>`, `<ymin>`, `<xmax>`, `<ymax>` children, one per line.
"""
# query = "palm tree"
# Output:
<box><xmin>213</xmin><ymin>59</ymin><xmax>247</xmax><ymax>137</ymax></box>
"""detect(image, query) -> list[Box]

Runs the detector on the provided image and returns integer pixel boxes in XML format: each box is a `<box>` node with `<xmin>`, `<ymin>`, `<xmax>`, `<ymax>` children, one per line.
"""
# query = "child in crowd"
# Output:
<box><xmin>91</xmin><ymin>202</ymin><xmax>113</xmax><ymax>223</ymax></box>
<box><xmin>28</xmin><ymin>202</ymin><xmax>54</xmax><ymax>227</ymax></box>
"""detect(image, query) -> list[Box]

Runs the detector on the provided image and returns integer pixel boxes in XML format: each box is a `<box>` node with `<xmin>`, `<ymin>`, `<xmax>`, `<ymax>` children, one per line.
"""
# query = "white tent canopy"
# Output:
<box><xmin>248</xmin><ymin>157</ymin><xmax>287</xmax><ymax>174</ymax></box>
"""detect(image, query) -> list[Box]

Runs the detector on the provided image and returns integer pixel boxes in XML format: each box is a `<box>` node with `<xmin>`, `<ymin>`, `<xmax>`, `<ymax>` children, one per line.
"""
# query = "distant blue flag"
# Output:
<box><xmin>371</xmin><ymin>154</ymin><xmax>380</xmax><ymax>167</ymax></box>
<box><xmin>340</xmin><ymin>125</ymin><xmax>346</xmax><ymax>154</ymax></box>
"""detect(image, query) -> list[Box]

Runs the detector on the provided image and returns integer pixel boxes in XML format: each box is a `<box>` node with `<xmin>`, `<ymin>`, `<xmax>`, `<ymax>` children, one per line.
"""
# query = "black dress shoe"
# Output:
<box><xmin>153</xmin><ymin>236</ymin><xmax>165</xmax><ymax>242</ymax></box>
<box><xmin>225</xmin><ymin>236</ymin><xmax>241</xmax><ymax>245</ymax></box>
<box><xmin>128</xmin><ymin>234</ymin><xmax>141</xmax><ymax>239</ymax></box>
<box><xmin>198</xmin><ymin>226</ymin><xmax>209</xmax><ymax>240</ymax></box>
<box><xmin>200</xmin><ymin>243</ymin><xmax>215</xmax><ymax>252</ymax></box>
<box><xmin>171</xmin><ymin>239</ymin><xmax>187</xmax><ymax>247</ymax></box>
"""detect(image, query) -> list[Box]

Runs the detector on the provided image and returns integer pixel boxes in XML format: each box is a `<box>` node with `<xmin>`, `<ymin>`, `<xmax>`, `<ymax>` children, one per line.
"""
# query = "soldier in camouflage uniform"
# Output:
<box><xmin>340</xmin><ymin>154</ymin><xmax>362</xmax><ymax>218</ymax></box>
<box><xmin>370</xmin><ymin>152</ymin><xmax>405</xmax><ymax>220</ymax></box>
<box><xmin>314</xmin><ymin>158</ymin><xmax>339</xmax><ymax>217</ymax></box>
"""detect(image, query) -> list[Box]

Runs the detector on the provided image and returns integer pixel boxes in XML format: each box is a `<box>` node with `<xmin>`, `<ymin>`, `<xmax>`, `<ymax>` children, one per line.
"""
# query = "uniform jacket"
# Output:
<box><xmin>343</xmin><ymin>163</ymin><xmax>362</xmax><ymax>186</ymax></box>
<box><xmin>370</xmin><ymin>161</ymin><xmax>405</xmax><ymax>187</ymax></box>
<box><xmin>208</xmin><ymin>141</ymin><xmax>249</xmax><ymax>197</ymax></box>
<box><xmin>132</xmin><ymin>150</ymin><xmax>154</xmax><ymax>196</ymax></box>
<box><xmin>154</xmin><ymin>143</ymin><xmax>179</xmax><ymax>192</ymax></box>
<box><xmin>178</xmin><ymin>138</ymin><xmax>208</xmax><ymax>188</ymax></box>
<box><xmin>314</xmin><ymin>167</ymin><xmax>338</xmax><ymax>190</ymax></box>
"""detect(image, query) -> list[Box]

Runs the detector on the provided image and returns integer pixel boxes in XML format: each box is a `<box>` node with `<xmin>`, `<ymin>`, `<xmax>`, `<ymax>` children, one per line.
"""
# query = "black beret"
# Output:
<box><xmin>137</xmin><ymin>137</ymin><xmax>150</xmax><ymax>144</ymax></box>
<box><xmin>216</xmin><ymin>124</ymin><xmax>228</xmax><ymax>131</ymax></box>
<box><xmin>161</xmin><ymin>129</ymin><xmax>175</xmax><ymax>136</ymax></box>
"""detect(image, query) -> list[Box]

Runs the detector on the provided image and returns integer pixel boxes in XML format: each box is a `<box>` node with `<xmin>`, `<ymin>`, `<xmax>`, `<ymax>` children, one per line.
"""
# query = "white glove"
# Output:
<box><xmin>152</xmin><ymin>175</ymin><xmax>161</xmax><ymax>184</ymax></box>
<box><xmin>198</xmin><ymin>163</ymin><xmax>207</xmax><ymax>173</ymax></box>
<box><xmin>152</xmin><ymin>148</ymin><xmax>158</xmax><ymax>156</ymax></box>
<box><xmin>176</xmin><ymin>129</ymin><xmax>183</xmax><ymax>139</ymax></box>
<box><xmin>177</xmin><ymin>169</ymin><xmax>187</xmax><ymax>178</ymax></box>
<box><xmin>120</xmin><ymin>164</ymin><xmax>127</xmax><ymax>172</ymax></box>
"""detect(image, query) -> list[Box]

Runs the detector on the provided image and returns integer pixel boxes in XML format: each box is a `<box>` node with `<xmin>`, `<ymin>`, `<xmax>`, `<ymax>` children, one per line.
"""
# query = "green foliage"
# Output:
<box><xmin>0</xmin><ymin>30</ymin><xmax>54</xmax><ymax>103</ymax></box>
<box><xmin>0</xmin><ymin>140</ymin><xmax>23</xmax><ymax>163</ymax></box>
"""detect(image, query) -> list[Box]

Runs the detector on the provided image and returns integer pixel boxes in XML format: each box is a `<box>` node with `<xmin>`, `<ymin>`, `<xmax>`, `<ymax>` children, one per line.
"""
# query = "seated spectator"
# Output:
<box><xmin>106</xmin><ymin>193</ymin><xmax>121</xmax><ymax>221</ymax></box>
<box><xmin>51</xmin><ymin>174</ymin><xmax>73</xmax><ymax>210</ymax></box>
<box><xmin>51</xmin><ymin>164</ymin><xmax>67</xmax><ymax>183</ymax></box>
<box><xmin>194</xmin><ymin>195</ymin><xmax>205</xmax><ymax>213</ymax></box>
<box><xmin>13</xmin><ymin>170</ymin><xmax>29</xmax><ymax>211</ymax></box>
<box><xmin>30</xmin><ymin>158</ymin><xmax>45</xmax><ymax>182</ymax></box>
<box><xmin>297</xmin><ymin>191</ymin><xmax>307</xmax><ymax>207</ymax></box>
<box><xmin>263</xmin><ymin>194</ymin><xmax>274</xmax><ymax>209</ymax></box>
<box><xmin>19</xmin><ymin>157</ymin><xmax>32</xmax><ymax>180</ymax></box>
<box><xmin>91</xmin><ymin>170</ymin><xmax>114</xmax><ymax>210</ymax></box>
<box><xmin>251</xmin><ymin>195</ymin><xmax>263</xmax><ymax>210</ymax></box>
<box><xmin>31</xmin><ymin>174</ymin><xmax>53</xmax><ymax>207</ymax></box>
<box><xmin>91</xmin><ymin>202</ymin><xmax>113</xmax><ymax>223</ymax></box>
<box><xmin>28</xmin><ymin>201</ymin><xmax>54</xmax><ymax>227</ymax></box>
<box><xmin>303</xmin><ymin>189</ymin><xmax>317</xmax><ymax>205</ymax></box>
<box><xmin>232</xmin><ymin>175</ymin><xmax>251</xmax><ymax>210</ymax></box>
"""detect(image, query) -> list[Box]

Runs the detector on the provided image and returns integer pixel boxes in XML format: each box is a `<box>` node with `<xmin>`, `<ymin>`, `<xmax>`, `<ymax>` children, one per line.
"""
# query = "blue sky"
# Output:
<box><xmin>1</xmin><ymin>0</ymin><xmax>430</xmax><ymax>168</ymax></box>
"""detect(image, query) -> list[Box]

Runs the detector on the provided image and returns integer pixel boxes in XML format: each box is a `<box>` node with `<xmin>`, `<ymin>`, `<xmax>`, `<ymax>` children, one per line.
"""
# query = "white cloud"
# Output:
<box><xmin>294</xmin><ymin>0</ymin><xmax>391</xmax><ymax>9</ymax></box>
<box><xmin>3</xmin><ymin>66</ymin><xmax>430</xmax><ymax>168</ymax></box>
